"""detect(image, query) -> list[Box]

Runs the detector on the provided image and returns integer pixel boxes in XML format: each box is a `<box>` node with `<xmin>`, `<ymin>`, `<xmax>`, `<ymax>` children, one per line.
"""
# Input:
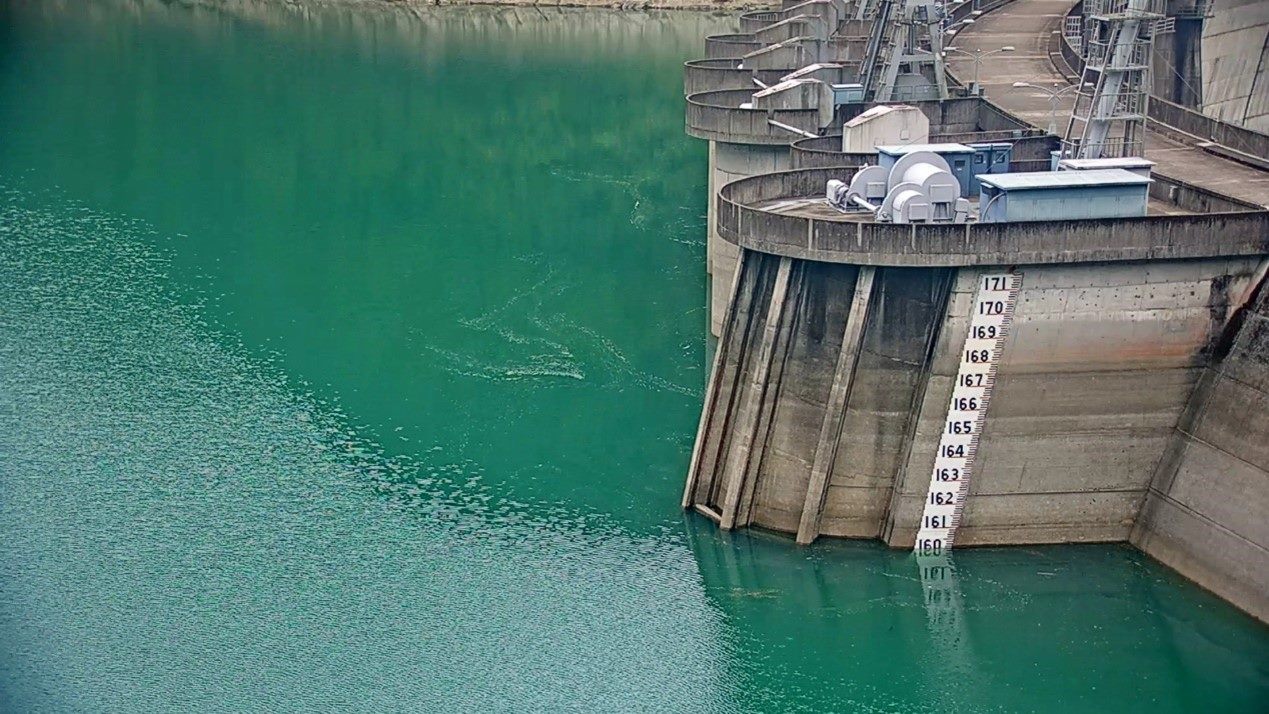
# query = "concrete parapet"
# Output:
<box><xmin>683</xmin><ymin>58</ymin><xmax>860</xmax><ymax>96</ymax></box>
<box><xmin>753</xmin><ymin>16</ymin><xmax>831</xmax><ymax>45</ymax></box>
<box><xmin>790</xmin><ymin>132</ymin><xmax>1060</xmax><ymax>170</ymax></box>
<box><xmin>741</xmin><ymin>36</ymin><xmax>827</xmax><ymax>70</ymax></box>
<box><xmin>716</xmin><ymin>167</ymin><xmax>1269</xmax><ymax>266</ymax></box>
<box><xmin>739</xmin><ymin>10</ymin><xmax>786</xmax><ymax>34</ymax></box>
<box><xmin>684</xmin><ymin>59</ymin><xmax>783</xmax><ymax>95</ymax></box>
<box><xmin>1148</xmin><ymin>96</ymin><xmax>1269</xmax><ymax>165</ymax></box>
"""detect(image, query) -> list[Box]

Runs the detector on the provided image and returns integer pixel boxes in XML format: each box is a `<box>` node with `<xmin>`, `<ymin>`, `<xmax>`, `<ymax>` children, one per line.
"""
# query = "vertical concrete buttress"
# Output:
<box><xmin>686</xmin><ymin>255</ymin><xmax>954</xmax><ymax>538</ymax></box>
<box><xmin>796</xmin><ymin>266</ymin><xmax>875</xmax><ymax>544</ymax></box>
<box><xmin>707</xmin><ymin>143</ymin><xmax>791</xmax><ymax>337</ymax></box>
<box><xmin>718</xmin><ymin>256</ymin><xmax>793</xmax><ymax>529</ymax></box>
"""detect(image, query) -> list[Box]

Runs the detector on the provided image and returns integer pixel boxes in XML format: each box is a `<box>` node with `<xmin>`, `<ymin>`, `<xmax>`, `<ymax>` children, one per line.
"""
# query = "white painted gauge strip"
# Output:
<box><xmin>914</xmin><ymin>272</ymin><xmax>1022</xmax><ymax>554</ymax></box>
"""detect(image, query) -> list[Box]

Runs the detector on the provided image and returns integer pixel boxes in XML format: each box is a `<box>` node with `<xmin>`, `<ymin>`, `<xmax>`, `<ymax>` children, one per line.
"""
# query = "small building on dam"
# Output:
<box><xmin>681</xmin><ymin>0</ymin><xmax>1269</xmax><ymax>622</ymax></box>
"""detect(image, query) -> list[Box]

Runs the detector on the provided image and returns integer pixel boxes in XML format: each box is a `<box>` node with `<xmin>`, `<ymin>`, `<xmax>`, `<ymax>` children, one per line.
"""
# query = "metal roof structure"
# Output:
<box><xmin>978</xmin><ymin>168</ymin><xmax>1151</xmax><ymax>190</ymax></box>
<box><xmin>1058</xmin><ymin>157</ymin><xmax>1157</xmax><ymax>170</ymax></box>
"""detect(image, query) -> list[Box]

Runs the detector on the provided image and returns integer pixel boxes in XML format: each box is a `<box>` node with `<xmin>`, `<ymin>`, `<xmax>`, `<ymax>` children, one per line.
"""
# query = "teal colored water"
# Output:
<box><xmin>0</xmin><ymin>1</ymin><xmax>1265</xmax><ymax>711</ymax></box>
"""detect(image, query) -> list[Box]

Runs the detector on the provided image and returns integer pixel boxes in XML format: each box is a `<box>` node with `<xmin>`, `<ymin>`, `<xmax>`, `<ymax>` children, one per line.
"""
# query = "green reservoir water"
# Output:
<box><xmin>1</xmin><ymin>1</ymin><xmax>1266</xmax><ymax>711</ymax></box>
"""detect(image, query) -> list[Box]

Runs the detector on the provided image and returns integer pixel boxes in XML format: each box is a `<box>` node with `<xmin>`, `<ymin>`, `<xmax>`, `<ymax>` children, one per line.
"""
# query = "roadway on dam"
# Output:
<box><xmin>944</xmin><ymin>0</ymin><xmax>1269</xmax><ymax>206</ymax></box>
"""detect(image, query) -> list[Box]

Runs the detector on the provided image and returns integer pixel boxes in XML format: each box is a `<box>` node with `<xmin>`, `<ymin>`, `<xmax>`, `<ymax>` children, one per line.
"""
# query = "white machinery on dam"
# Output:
<box><xmin>827</xmin><ymin>149</ymin><xmax>970</xmax><ymax>223</ymax></box>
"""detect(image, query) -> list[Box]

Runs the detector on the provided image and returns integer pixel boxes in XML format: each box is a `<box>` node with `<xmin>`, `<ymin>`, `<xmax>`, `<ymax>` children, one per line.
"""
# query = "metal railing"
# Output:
<box><xmin>1084</xmin><ymin>0</ymin><xmax>1165</xmax><ymax>20</ymax></box>
<box><xmin>1083</xmin><ymin>38</ymin><xmax>1152</xmax><ymax>71</ymax></box>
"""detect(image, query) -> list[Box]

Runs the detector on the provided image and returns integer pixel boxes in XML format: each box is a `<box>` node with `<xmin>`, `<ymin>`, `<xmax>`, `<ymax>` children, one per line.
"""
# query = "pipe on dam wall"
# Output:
<box><xmin>686</xmin><ymin>247</ymin><xmax>1268</xmax><ymax>555</ymax></box>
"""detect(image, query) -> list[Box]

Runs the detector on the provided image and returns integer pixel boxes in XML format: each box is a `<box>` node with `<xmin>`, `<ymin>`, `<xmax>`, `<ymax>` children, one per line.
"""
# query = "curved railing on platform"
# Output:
<box><xmin>686</xmin><ymin>89</ymin><xmax>827</xmax><ymax>144</ymax></box>
<box><xmin>788</xmin><ymin>136</ymin><xmax>873</xmax><ymax>168</ymax></box>
<box><xmin>716</xmin><ymin>166</ymin><xmax>1267</xmax><ymax>266</ymax></box>
<box><xmin>683</xmin><ymin>59</ymin><xmax>796</xmax><ymax>95</ymax></box>
<box><xmin>788</xmin><ymin>131</ymin><xmax>1061</xmax><ymax>169</ymax></box>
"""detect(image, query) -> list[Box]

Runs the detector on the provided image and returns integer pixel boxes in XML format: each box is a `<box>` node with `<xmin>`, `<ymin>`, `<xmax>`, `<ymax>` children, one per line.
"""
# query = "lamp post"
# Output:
<box><xmin>943</xmin><ymin>17</ymin><xmax>974</xmax><ymax>39</ymax></box>
<box><xmin>1010</xmin><ymin>81</ymin><xmax>1080</xmax><ymax>135</ymax></box>
<box><xmin>943</xmin><ymin>45</ymin><xmax>1015</xmax><ymax>96</ymax></box>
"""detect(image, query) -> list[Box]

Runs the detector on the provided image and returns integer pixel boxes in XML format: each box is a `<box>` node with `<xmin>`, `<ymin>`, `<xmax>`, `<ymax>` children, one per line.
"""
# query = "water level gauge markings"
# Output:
<box><xmin>915</xmin><ymin>272</ymin><xmax>1022</xmax><ymax>553</ymax></box>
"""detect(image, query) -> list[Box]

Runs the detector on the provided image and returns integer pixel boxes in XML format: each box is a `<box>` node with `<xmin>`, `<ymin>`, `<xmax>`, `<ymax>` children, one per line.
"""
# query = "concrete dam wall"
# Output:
<box><xmin>1201</xmin><ymin>0</ymin><xmax>1269</xmax><ymax>132</ymax></box>
<box><xmin>681</xmin><ymin>160</ymin><xmax>1269</xmax><ymax>620</ymax></box>
<box><xmin>683</xmin><ymin>0</ymin><xmax>1269</xmax><ymax>621</ymax></box>
<box><xmin>1135</xmin><ymin>282</ymin><xmax>1269</xmax><ymax>622</ymax></box>
<box><xmin>687</xmin><ymin>226</ymin><xmax>1267</xmax><ymax>548</ymax></box>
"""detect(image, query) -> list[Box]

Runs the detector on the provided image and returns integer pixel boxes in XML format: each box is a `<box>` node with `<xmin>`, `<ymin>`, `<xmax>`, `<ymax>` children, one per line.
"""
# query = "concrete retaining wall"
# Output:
<box><xmin>686</xmin><ymin>249</ymin><xmax>1266</xmax><ymax>550</ymax></box>
<box><xmin>1149</xmin><ymin>96</ymin><xmax>1269</xmax><ymax>161</ymax></box>
<box><xmin>1200</xmin><ymin>0</ymin><xmax>1269</xmax><ymax>133</ymax></box>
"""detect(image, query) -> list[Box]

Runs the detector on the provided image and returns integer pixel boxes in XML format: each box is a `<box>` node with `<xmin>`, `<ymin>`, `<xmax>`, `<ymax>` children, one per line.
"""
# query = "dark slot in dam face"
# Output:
<box><xmin>1</xmin><ymin>1</ymin><xmax>1268</xmax><ymax>711</ymax></box>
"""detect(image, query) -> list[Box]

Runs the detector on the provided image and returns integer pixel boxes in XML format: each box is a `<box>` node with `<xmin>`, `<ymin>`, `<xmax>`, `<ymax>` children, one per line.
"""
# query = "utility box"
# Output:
<box><xmin>878</xmin><ymin>143</ymin><xmax>976</xmax><ymax>197</ymax></box>
<box><xmin>977</xmin><ymin>169</ymin><xmax>1151</xmax><ymax>223</ymax></box>
<box><xmin>967</xmin><ymin>142</ymin><xmax>1013</xmax><ymax>194</ymax></box>
<box><xmin>842</xmin><ymin>104</ymin><xmax>928</xmax><ymax>152</ymax></box>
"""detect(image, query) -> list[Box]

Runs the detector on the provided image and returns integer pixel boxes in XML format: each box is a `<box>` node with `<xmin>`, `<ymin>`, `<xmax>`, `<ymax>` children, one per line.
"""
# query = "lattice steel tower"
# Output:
<box><xmin>1063</xmin><ymin>0</ymin><xmax>1164</xmax><ymax>159</ymax></box>
<box><xmin>861</xmin><ymin>0</ymin><xmax>949</xmax><ymax>102</ymax></box>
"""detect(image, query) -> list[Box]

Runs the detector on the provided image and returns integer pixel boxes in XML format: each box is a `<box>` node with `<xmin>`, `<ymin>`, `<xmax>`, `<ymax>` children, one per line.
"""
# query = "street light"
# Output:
<box><xmin>1010</xmin><ymin>81</ymin><xmax>1081</xmax><ymax>135</ymax></box>
<box><xmin>944</xmin><ymin>17</ymin><xmax>974</xmax><ymax>36</ymax></box>
<box><xmin>943</xmin><ymin>45</ymin><xmax>1014</xmax><ymax>96</ymax></box>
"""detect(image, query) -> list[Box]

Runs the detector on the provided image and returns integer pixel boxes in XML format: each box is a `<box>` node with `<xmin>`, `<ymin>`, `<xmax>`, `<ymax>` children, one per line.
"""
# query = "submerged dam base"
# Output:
<box><xmin>683</xmin><ymin>0</ymin><xmax>1269</xmax><ymax>622</ymax></box>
